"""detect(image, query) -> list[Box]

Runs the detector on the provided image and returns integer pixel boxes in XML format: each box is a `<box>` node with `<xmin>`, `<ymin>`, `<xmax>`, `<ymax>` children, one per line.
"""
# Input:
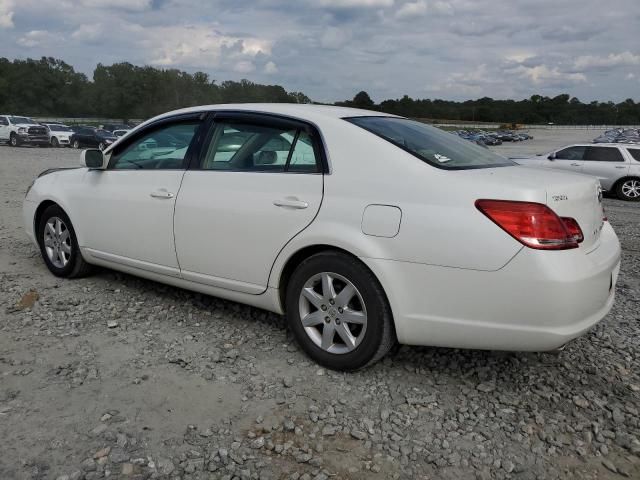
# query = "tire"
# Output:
<box><xmin>51</xmin><ymin>137</ymin><xmax>59</xmax><ymax>148</ymax></box>
<box><xmin>616</xmin><ymin>178</ymin><xmax>640</xmax><ymax>202</ymax></box>
<box><xmin>9</xmin><ymin>133</ymin><xmax>19</xmax><ymax>147</ymax></box>
<box><xmin>98</xmin><ymin>142</ymin><xmax>105</xmax><ymax>151</ymax></box>
<box><xmin>72</xmin><ymin>139</ymin><xmax>80</xmax><ymax>149</ymax></box>
<box><xmin>37</xmin><ymin>204</ymin><xmax>92</xmax><ymax>278</ymax></box>
<box><xmin>285</xmin><ymin>251</ymin><xmax>396</xmax><ymax>371</ymax></box>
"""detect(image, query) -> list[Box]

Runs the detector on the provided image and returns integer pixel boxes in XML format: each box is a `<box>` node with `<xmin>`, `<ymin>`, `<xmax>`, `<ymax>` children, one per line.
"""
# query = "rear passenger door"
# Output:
<box><xmin>582</xmin><ymin>146</ymin><xmax>628</xmax><ymax>191</ymax></box>
<box><xmin>173</xmin><ymin>112</ymin><xmax>325</xmax><ymax>294</ymax></box>
<box><xmin>0</xmin><ymin>116</ymin><xmax>9</xmax><ymax>141</ymax></box>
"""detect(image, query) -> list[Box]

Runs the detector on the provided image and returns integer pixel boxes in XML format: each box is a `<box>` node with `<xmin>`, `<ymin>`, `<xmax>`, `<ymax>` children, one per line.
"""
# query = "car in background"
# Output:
<box><xmin>513</xmin><ymin>143</ymin><xmax>640</xmax><ymax>201</ymax></box>
<box><xmin>23</xmin><ymin>104</ymin><xmax>620</xmax><ymax>370</ymax></box>
<box><xmin>42</xmin><ymin>123</ymin><xmax>74</xmax><ymax>147</ymax></box>
<box><xmin>69</xmin><ymin>127</ymin><xmax>118</xmax><ymax>150</ymax></box>
<box><xmin>102</xmin><ymin>123</ymin><xmax>131</xmax><ymax>133</ymax></box>
<box><xmin>113</xmin><ymin>129</ymin><xmax>130</xmax><ymax>138</ymax></box>
<box><xmin>0</xmin><ymin>115</ymin><xmax>49</xmax><ymax>147</ymax></box>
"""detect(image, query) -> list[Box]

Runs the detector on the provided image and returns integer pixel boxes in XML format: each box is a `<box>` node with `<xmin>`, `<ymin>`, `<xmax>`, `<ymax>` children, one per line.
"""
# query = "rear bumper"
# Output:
<box><xmin>363</xmin><ymin>222</ymin><xmax>621</xmax><ymax>351</ymax></box>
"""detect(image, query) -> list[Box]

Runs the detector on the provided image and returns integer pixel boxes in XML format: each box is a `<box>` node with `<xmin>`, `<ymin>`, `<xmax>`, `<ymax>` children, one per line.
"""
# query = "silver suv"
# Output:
<box><xmin>515</xmin><ymin>143</ymin><xmax>640</xmax><ymax>201</ymax></box>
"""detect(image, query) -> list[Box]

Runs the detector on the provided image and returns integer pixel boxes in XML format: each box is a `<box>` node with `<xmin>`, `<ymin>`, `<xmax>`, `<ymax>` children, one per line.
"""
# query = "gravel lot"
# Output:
<box><xmin>1</xmin><ymin>131</ymin><xmax>639</xmax><ymax>480</ymax></box>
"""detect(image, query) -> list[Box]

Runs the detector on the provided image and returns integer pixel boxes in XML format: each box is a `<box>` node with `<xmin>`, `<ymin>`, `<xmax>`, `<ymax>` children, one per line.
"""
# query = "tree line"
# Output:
<box><xmin>1</xmin><ymin>57</ymin><xmax>638</xmax><ymax>124</ymax></box>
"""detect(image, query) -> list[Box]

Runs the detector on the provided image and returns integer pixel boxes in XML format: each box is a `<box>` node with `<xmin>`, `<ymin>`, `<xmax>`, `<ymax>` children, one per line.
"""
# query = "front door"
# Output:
<box><xmin>548</xmin><ymin>145</ymin><xmax>585</xmax><ymax>174</ymax></box>
<box><xmin>174</xmin><ymin>113</ymin><xmax>324</xmax><ymax>294</ymax></box>
<box><xmin>73</xmin><ymin>117</ymin><xmax>202</xmax><ymax>276</ymax></box>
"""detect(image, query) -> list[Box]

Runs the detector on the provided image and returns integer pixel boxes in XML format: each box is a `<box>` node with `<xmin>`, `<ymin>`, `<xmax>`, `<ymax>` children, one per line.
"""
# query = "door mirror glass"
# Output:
<box><xmin>81</xmin><ymin>149</ymin><xmax>106</xmax><ymax>169</ymax></box>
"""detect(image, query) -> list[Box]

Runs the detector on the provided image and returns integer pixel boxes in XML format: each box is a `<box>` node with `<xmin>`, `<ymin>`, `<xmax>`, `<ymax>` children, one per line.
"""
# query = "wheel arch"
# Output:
<box><xmin>34</xmin><ymin>200</ymin><xmax>61</xmax><ymax>238</ymax></box>
<box><xmin>275</xmin><ymin>244</ymin><xmax>397</xmax><ymax>340</ymax></box>
<box><xmin>612</xmin><ymin>175</ymin><xmax>640</xmax><ymax>195</ymax></box>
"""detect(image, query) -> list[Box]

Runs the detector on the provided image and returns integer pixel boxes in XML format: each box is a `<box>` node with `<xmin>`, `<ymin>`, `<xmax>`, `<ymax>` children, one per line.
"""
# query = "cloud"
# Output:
<box><xmin>0</xmin><ymin>0</ymin><xmax>14</xmax><ymax>28</ymax></box>
<box><xmin>317</xmin><ymin>0</ymin><xmax>394</xmax><ymax>7</ymax></box>
<box><xmin>78</xmin><ymin>0</ymin><xmax>153</xmax><ymax>11</ymax></box>
<box><xmin>320</xmin><ymin>26</ymin><xmax>352</xmax><ymax>49</ymax></box>
<box><xmin>573</xmin><ymin>52</ymin><xmax>640</xmax><ymax>71</ymax></box>
<box><xmin>511</xmin><ymin>64</ymin><xmax>587</xmax><ymax>86</ymax></box>
<box><xmin>71</xmin><ymin>24</ymin><xmax>104</xmax><ymax>42</ymax></box>
<box><xmin>264</xmin><ymin>61</ymin><xmax>278</xmax><ymax>74</ymax></box>
<box><xmin>233</xmin><ymin>60</ymin><xmax>256</xmax><ymax>73</ymax></box>
<box><xmin>17</xmin><ymin>30</ymin><xmax>61</xmax><ymax>47</ymax></box>
<box><xmin>142</xmin><ymin>25</ymin><xmax>271</xmax><ymax>68</ymax></box>
<box><xmin>395</xmin><ymin>1</ymin><xmax>426</xmax><ymax>19</ymax></box>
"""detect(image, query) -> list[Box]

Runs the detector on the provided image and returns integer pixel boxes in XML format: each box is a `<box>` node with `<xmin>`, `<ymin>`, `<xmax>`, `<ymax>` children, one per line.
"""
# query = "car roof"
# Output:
<box><xmin>146</xmin><ymin>103</ymin><xmax>394</xmax><ymax>125</ymax></box>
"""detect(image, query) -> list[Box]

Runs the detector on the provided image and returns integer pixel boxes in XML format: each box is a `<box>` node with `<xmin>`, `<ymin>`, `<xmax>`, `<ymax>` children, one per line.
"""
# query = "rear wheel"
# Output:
<box><xmin>616</xmin><ymin>178</ymin><xmax>640</xmax><ymax>201</ymax></box>
<box><xmin>285</xmin><ymin>251</ymin><xmax>395</xmax><ymax>371</ymax></box>
<box><xmin>37</xmin><ymin>205</ymin><xmax>92</xmax><ymax>278</ymax></box>
<box><xmin>72</xmin><ymin>139</ymin><xmax>80</xmax><ymax>149</ymax></box>
<box><xmin>98</xmin><ymin>142</ymin><xmax>106</xmax><ymax>151</ymax></box>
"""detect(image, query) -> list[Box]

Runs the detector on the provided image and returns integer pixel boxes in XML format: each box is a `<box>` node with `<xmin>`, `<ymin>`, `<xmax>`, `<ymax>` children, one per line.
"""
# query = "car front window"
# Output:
<box><xmin>345</xmin><ymin>116</ymin><xmax>515</xmax><ymax>170</ymax></box>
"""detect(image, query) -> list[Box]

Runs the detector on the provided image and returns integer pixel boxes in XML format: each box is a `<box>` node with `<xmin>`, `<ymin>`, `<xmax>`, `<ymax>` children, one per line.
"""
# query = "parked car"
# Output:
<box><xmin>42</xmin><ymin>123</ymin><xmax>74</xmax><ymax>147</ymax></box>
<box><xmin>113</xmin><ymin>129</ymin><xmax>130</xmax><ymax>138</ymax></box>
<box><xmin>102</xmin><ymin>123</ymin><xmax>131</xmax><ymax>133</ymax></box>
<box><xmin>513</xmin><ymin>143</ymin><xmax>640</xmax><ymax>201</ymax></box>
<box><xmin>0</xmin><ymin>115</ymin><xmax>49</xmax><ymax>147</ymax></box>
<box><xmin>69</xmin><ymin>127</ymin><xmax>118</xmax><ymax>150</ymax></box>
<box><xmin>23</xmin><ymin>104</ymin><xmax>621</xmax><ymax>370</ymax></box>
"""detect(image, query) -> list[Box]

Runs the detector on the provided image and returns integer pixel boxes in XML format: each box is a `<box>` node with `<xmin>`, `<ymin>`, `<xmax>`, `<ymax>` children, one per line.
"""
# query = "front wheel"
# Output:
<box><xmin>98</xmin><ymin>142</ymin><xmax>106</xmax><ymax>151</ymax></box>
<box><xmin>37</xmin><ymin>204</ymin><xmax>92</xmax><ymax>278</ymax></box>
<box><xmin>616</xmin><ymin>178</ymin><xmax>640</xmax><ymax>201</ymax></box>
<box><xmin>72</xmin><ymin>139</ymin><xmax>80</xmax><ymax>149</ymax></box>
<box><xmin>51</xmin><ymin>137</ymin><xmax>59</xmax><ymax>148</ymax></box>
<box><xmin>285</xmin><ymin>251</ymin><xmax>395</xmax><ymax>371</ymax></box>
<box><xmin>10</xmin><ymin>133</ymin><xmax>19</xmax><ymax>147</ymax></box>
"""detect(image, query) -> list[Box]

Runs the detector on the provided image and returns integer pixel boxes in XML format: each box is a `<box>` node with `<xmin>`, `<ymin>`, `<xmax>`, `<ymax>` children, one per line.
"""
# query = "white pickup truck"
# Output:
<box><xmin>0</xmin><ymin>115</ymin><xmax>50</xmax><ymax>147</ymax></box>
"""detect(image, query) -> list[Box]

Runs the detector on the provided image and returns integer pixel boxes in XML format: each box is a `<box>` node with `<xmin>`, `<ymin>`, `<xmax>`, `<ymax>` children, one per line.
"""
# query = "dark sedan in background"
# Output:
<box><xmin>70</xmin><ymin>127</ymin><xmax>118</xmax><ymax>150</ymax></box>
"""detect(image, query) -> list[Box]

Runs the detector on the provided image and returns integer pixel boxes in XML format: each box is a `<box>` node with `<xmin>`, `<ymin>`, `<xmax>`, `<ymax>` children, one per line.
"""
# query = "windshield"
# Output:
<box><xmin>47</xmin><ymin>124</ymin><xmax>72</xmax><ymax>132</ymax></box>
<box><xmin>346</xmin><ymin>116</ymin><xmax>515</xmax><ymax>170</ymax></box>
<box><xmin>10</xmin><ymin>116</ymin><xmax>36</xmax><ymax>124</ymax></box>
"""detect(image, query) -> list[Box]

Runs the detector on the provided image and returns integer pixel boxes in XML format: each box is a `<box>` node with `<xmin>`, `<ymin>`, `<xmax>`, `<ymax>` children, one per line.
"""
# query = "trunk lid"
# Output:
<box><xmin>460</xmin><ymin>166</ymin><xmax>605</xmax><ymax>251</ymax></box>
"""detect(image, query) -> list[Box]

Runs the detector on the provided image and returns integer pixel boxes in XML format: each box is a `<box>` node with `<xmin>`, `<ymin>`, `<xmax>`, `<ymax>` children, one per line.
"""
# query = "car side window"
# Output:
<box><xmin>584</xmin><ymin>147</ymin><xmax>624</xmax><ymax>162</ymax></box>
<box><xmin>628</xmin><ymin>149</ymin><xmax>640</xmax><ymax>162</ymax></box>
<box><xmin>555</xmin><ymin>146</ymin><xmax>585</xmax><ymax>160</ymax></box>
<box><xmin>110</xmin><ymin>122</ymin><xmax>200</xmax><ymax>170</ymax></box>
<box><xmin>201</xmin><ymin>121</ymin><xmax>319</xmax><ymax>173</ymax></box>
<box><xmin>0</xmin><ymin>116</ymin><xmax>8</xmax><ymax>126</ymax></box>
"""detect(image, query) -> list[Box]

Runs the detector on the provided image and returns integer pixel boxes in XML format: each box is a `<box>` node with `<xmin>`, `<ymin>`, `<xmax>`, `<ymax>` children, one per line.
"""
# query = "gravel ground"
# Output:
<box><xmin>1</xmin><ymin>135</ymin><xmax>639</xmax><ymax>480</ymax></box>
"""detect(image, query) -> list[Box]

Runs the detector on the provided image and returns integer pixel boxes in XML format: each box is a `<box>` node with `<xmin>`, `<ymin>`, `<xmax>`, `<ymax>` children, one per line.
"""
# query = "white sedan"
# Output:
<box><xmin>23</xmin><ymin>104</ymin><xmax>621</xmax><ymax>370</ymax></box>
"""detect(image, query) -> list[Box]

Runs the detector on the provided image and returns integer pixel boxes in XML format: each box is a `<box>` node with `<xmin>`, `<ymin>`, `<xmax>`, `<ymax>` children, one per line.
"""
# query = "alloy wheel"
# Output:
<box><xmin>298</xmin><ymin>272</ymin><xmax>367</xmax><ymax>354</ymax></box>
<box><xmin>621</xmin><ymin>179</ymin><xmax>640</xmax><ymax>199</ymax></box>
<box><xmin>43</xmin><ymin>217</ymin><xmax>72</xmax><ymax>268</ymax></box>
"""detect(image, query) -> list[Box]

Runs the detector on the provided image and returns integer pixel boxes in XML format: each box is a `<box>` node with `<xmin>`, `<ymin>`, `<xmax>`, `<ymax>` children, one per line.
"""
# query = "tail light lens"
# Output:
<box><xmin>560</xmin><ymin>217</ymin><xmax>584</xmax><ymax>243</ymax></box>
<box><xmin>475</xmin><ymin>199</ymin><xmax>579</xmax><ymax>250</ymax></box>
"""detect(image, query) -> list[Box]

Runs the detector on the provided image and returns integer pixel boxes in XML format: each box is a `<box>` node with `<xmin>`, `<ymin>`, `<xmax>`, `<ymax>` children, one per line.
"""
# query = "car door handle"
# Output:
<box><xmin>570</xmin><ymin>163</ymin><xmax>581</xmax><ymax>166</ymax></box>
<box><xmin>273</xmin><ymin>198</ymin><xmax>308</xmax><ymax>209</ymax></box>
<box><xmin>150</xmin><ymin>190</ymin><xmax>175</xmax><ymax>199</ymax></box>
<box><xmin>614</xmin><ymin>166</ymin><xmax>626</xmax><ymax>169</ymax></box>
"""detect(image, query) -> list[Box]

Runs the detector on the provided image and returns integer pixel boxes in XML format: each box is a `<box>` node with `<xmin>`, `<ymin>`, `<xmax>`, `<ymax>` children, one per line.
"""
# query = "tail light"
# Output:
<box><xmin>475</xmin><ymin>199</ymin><xmax>580</xmax><ymax>250</ymax></box>
<box><xmin>560</xmin><ymin>217</ymin><xmax>584</xmax><ymax>243</ymax></box>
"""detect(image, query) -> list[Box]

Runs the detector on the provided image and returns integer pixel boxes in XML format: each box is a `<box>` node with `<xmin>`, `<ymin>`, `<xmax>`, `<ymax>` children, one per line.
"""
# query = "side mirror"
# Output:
<box><xmin>81</xmin><ymin>149</ymin><xmax>106</xmax><ymax>169</ymax></box>
<box><xmin>547</xmin><ymin>153</ymin><xmax>556</xmax><ymax>161</ymax></box>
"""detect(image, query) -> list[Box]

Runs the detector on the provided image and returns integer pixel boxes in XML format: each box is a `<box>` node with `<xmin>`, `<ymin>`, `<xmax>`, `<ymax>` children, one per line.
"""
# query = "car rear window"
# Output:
<box><xmin>345</xmin><ymin>116</ymin><xmax>515</xmax><ymax>170</ymax></box>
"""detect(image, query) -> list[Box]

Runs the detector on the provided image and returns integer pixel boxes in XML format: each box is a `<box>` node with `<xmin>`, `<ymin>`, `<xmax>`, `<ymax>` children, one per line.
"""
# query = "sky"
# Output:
<box><xmin>0</xmin><ymin>0</ymin><xmax>639</xmax><ymax>103</ymax></box>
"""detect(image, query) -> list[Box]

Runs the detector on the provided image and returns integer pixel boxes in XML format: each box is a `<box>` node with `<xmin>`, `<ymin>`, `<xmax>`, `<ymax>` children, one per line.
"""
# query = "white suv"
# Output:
<box><xmin>515</xmin><ymin>143</ymin><xmax>640</xmax><ymax>201</ymax></box>
<box><xmin>43</xmin><ymin>123</ymin><xmax>74</xmax><ymax>147</ymax></box>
